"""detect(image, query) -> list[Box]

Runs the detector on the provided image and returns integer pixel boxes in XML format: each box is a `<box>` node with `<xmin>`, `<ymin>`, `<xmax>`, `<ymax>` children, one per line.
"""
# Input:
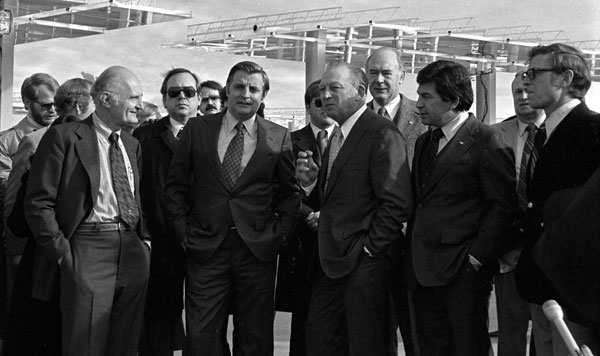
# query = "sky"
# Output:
<box><xmin>156</xmin><ymin>0</ymin><xmax>600</xmax><ymax>43</ymax></box>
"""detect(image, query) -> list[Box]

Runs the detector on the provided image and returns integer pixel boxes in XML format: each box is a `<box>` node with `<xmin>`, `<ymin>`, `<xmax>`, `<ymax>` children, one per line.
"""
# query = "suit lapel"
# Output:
<box><xmin>412</xmin><ymin>132</ymin><xmax>428</xmax><ymax>198</ymax></box>
<box><xmin>422</xmin><ymin>117</ymin><xmax>476</xmax><ymax>195</ymax></box>
<box><xmin>158</xmin><ymin>117</ymin><xmax>178</xmax><ymax>153</ymax></box>
<box><xmin>322</xmin><ymin>112</ymin><xmax>369</xmax><ymax>201</ymax></box>
<box><xmin>121</xmin><ymin>132</ymin><xmax>141</xmax><ymax>192</ymax></box>
<box><xmin>201</xmin><ymin>113</ymin><xmax>230</xmax><ymax>190</ymax></box>
<box><xmin>74</xmin><ymin>117</ymin><xmax>100</xmax><ymax>204</ymax></box>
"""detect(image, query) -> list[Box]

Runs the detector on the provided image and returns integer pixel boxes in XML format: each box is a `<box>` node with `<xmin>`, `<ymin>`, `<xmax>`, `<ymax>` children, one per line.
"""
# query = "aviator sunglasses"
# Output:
<box><xmin>167</xmin><ymin>86</ymin><xmax>197</xmax><ymax>98</ymax></box>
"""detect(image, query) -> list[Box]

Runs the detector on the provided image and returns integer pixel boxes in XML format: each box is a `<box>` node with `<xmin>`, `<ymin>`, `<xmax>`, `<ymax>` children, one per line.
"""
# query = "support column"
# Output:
<box><xmin>344</xmin><ymin>27</ymin><xmax>353</xmax><ymax>63</ymax></box>
<box><xmin>305</xmin><ymin>28</ymin><xmax>326</xmax><ymax>124</ymax></box>
<box><xmin>476</xmin><ymin>63</ymin><xmax>496</xmax><ymax>124</ymax></box>
<box><xmin>1</xmin><ymin>0</ymin><xmax>17</xmax><ymax>129</ymax></box>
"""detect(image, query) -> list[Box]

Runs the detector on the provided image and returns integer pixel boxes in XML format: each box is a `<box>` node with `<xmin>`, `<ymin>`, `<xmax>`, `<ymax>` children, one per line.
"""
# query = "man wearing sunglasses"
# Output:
<box><xmin>276</xmin><ymin>79</ymin><xmax>335</xmax><ymax>356</ymax></box>
<box><xmin>199</xmin><ymin>80</ymin><xmax>224</xmax><ymax>115</ymax></box>
<box><xmin>165</xmin><ymin>61</ymin><xmax>300</xmax><ymax>356</ymax></box>
<box><xmin>133</xmin><ymin>67</ymin><xmax>200</xmax><ymax>356</ymax></box>
<box><xmin>515</xmin><ymin>43</ymin><xmax>600</xmax><ymax>355</ymax></box>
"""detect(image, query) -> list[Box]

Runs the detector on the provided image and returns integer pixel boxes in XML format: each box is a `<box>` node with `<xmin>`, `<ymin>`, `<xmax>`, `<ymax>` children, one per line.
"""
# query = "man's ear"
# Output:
<box><xmin>98</xmin><ymin>92</ymin><xmax>112</xmax><ymax>108</ymax></box>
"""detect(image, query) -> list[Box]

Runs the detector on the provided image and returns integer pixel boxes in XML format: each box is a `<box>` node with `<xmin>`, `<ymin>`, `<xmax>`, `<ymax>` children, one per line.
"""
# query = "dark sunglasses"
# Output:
<box><xmin>313</xmin><ymin>98</ymin><xmax>322</xmax><ymax>108</ymax></box>
<box><xmin>34</xmin><ymin>100</ymin><xmax>55</xmax><ymax>111</ymax></box>
<box><xmin>167</xmin><ymin>86</ymin><xmax>197</xmax><ymax>98</ymax></box>
<box><xmin>201</xmin><ymin>95</ymin><xmax>221</xmax><ymax>103</ymax></box>
<box><xmin>522</xmin><ymin>68</ymin><xmax>555</xmax><ymax>80</ymax></box>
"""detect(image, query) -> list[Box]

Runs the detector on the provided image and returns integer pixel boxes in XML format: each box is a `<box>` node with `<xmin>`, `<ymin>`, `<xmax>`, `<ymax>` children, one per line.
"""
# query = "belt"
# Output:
<box><xmin>77</xmin><ymin>222</ymin><xmax>133</xmax><ymax>232</ymax></box>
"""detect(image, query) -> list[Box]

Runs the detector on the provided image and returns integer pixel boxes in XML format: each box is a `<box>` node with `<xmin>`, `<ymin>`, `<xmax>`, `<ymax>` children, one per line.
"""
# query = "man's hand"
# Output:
<box><xmin>296</xmin><ymin>150</ymin><xmax>319</xmax><ymax>187</ymax></box>
<box><xmin>306</xmin><ymin>211</ymin><xmax>320</xmax><ymax>232</ymax></box>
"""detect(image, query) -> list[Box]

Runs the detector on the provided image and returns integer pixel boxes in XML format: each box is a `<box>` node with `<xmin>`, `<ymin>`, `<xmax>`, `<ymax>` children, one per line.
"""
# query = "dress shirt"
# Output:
<box><xmin>543</xmin><ymin>98</ymin><xmax>581</xmax><ymax>141</ymax></box>
<box><xmin>217</xmin><ymin>110</ymin><xmax>257</xmax><ymax>174</ymax></box>
<box><xmin>372</xmin><ymin>94</ymin><xmax>401</xmax><ymax>122</ymax></box>
<box><xmin>169</xmin><ymin>117</ymin><xmax>185</xmax><ymax>138</ymax></box>
<box><xmin>514</xmin><ymin>115</ymin><xmax>546</xmax><ymax>180</ymax></box>
<box><xmin>309</xmin><ymin>122</ymin><xmax>336</xmax><ymax>142</ymax></box>
<box><xmin>86</xmin><ymin>113</ymin><xmax>135</xmax><ymax>223</ymax></box>
<box><xmin>437</xmin><ymin>111</ymin><xmax>470</xmax><ymax>153</ymax></box>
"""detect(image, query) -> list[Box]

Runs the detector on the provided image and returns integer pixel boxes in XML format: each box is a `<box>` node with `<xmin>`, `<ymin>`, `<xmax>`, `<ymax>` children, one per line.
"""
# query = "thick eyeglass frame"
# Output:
<box><xmin>521</xmin><ymin>68</ymin><xmax>556</xmax><ymax>80</ymax></box>
<box><xmin>33</xmin><ymin>100</ymin><xmax>56</xmax><ymax>111</ymax></box>
<box><xmin>167</xmin><ymin>86</ymin><xmax>197</xmax><ymax>98</ymax></box>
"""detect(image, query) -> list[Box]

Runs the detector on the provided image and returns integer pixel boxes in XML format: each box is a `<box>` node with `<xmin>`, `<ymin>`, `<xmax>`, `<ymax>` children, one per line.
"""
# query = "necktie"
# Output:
<box><xmin>316</xmin><ymin>130</ymin><xmax>328</xmax><ymax>156</ymax></box>
<box><xmin>528</xmin><ymin>122</ymin><xmax>546</xmax><ymax>184</ymax></box>
<box><xmin>108</xmin><ymin>132</ymin><xmax>140</xmax><ymax>228</ymax></box>
<box><xmin>517</xmin><ymin>124</ymin><xmax>537</xmax><ymax>210</ymax></box>
<box><xmin>326</xmin><ymin>128</ymin><xmax>344</xmax><ymax>184</ymax></box>
<box><xmin>426</xmin><ymin>128</ymin><xmax>445</xmax><ymax>167</ymax></box>
<box><xmin>222</xmin><ymin>122</ymin><xmax>245</xmax><ymax>188</ymax></box>
<box><xmin>378</xmin><ymin>106</ymin><xmax>390</xmax><ymax>121</ymax></box>
<box><xmin>176</xmin><ymin>127</ymin><xmax>184</xmax><ymax>139</ymax></box>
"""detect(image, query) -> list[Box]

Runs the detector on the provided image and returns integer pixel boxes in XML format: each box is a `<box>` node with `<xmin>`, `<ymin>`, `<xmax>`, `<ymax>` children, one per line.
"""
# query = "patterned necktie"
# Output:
<box><xmin>108</xmin><ymin>132</ymin><xmax>139</xmax><ymax>228</ymax></box>
<box><xmin>426</xmin><ymin>128</ymin><xmax>445</xmax><ymax>167</ymax></box>
<box><xmin>517</xmin><ymin>124</ymin><xmax>537</xmax><ymax>210</ymax></box>
<box><xmin>222</xmin><ymin>122</ymin><xmax>245</xmax><ymax>188</ymax></box>
<box><xmin>528</xmin><ymin>122</ymin><xmax>546</xmax><ymax>185</ymax></box>
<box><xmin>378</xmin><ymin>106</ymin><xmax>390</xmax><ymax>121</ymax></box>
<box><xmin>316</xmin><ymin>130</ymin><xmax>328</xmax><ymax>156</ymax></box>
<box><xmin>326</xmin><ymin>128</ymin><xmax>344</xmax><ymax>184</ymax></box>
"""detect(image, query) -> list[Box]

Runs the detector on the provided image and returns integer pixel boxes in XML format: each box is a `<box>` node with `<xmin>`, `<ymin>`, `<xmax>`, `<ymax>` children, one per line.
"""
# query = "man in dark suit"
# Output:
<box><xmin>516</xmin><ymin>43</ymin><xmax>600</xmax><ymax>354</ymax></box>
<box><xmin>276</xmin><ymin>79</ymin><xmax>336</xmax><ymax>356</ymax></box>
<box><xmin>25</xmin><ymin>66</ymin><xmax>151</xmax><ymax>356</ymax></box>
<box><xmin>408</xmin><ymin>60</ymin><xmax>517</xmax><ymax>356</ymax></box>
<box><xmin>492</xmin><ymin>72</ymin><xmax>545</xmax><ymax>356</ymax></box>
<box><xmin>133</xmin><ymin>68</ymin><xmax>201</xmax><ymax>356</ymax></box>
<box><xmin>297</xmin><ymin>62</ymin><xmax>413</xmax><ymax>356</ymax></box>
<box><xmin>164</xmin><ymin>61</ymin><xmax>300</xmax><ymax>356</ymax></box>
<box><xmin>365</xmin><ymin>46</ymin><xmax>427</xmax><ymax>356</ymax></box>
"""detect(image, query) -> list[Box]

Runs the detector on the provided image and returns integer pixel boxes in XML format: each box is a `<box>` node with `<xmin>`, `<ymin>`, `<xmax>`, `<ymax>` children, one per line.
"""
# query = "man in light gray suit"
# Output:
<box><xmin>493</xmin><ymin>72</ymin><xmax>544</xmax><ymax>356</ymax></box>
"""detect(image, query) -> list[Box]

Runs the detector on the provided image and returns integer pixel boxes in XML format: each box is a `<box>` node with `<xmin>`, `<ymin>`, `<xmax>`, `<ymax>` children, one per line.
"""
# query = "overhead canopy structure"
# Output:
<box><xmin>167</xmin><ymin>6</ymin><xmax>600</xmax><ymax>123</ymax></box>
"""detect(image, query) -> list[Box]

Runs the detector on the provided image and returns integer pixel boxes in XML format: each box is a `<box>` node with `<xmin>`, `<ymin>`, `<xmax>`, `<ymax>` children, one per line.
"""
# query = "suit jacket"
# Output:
<box><xmin>367</xmin><ymin>94</ymin><xmax>427</xmax><ymax>167</ymax></box>
<box><xmin>164</xmin><ymin>111</ymin><xmax>300</xmax><ymax>263</ymax></box>
<box><xmin>318</xmin><ymin>108</ymin><xmax>413</xmax><ymax>279</ymax></box>
<box><xmin>133</xmin><ymin>116</ymin><xmax>186</xmax><ymax>317</ymax></box>
<box><xmin>25</xmin><ymin>115</ymin><xmax>146</xmax><ymax>300</ymax></box>
<box><xmin>409</xmin><ymin>115</ymin><xmax>517</xmax><ymax>287</ymax></box>
<box><xmin>516</xmin><ymin>102</ymin><xmax>600</xmax><ymax>307</ymax></box>
<box><xmin>276</xmin><ymin>124</ymin><xmax>322</xmax><ymax>311</ymax></box>
<box><xmin>0</xmin><ymin>116</ymin><xmax>41</xmax><ymax>185</ymax></box>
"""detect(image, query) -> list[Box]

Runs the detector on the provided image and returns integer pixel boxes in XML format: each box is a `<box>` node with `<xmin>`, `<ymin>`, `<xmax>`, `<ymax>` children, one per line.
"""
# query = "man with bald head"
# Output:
<box><xmin>493</xmin><ymin>72</ymin><xmax>544</xmax><ymax>356</ymax></box>
<box><xmin>26</xmin><ymin>66</ymin><xmax>150</xmax><ymax>356</ymax></box>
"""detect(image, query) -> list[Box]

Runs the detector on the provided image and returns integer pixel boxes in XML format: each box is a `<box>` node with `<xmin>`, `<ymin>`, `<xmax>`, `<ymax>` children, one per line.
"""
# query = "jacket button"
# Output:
<box><xmin>527</xmin><ymin>202</ymin><xmax>533</xmax><ymax>208</ymax></box>
<box><xmin>540</xmin><ymin>222</ymin><xmax>544</xmax><ymax>228</ymax></box>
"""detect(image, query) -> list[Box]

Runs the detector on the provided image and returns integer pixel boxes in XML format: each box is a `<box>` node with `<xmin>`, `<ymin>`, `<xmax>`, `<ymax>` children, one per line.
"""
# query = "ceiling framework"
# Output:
<box><xmin>169</xmin><ymin>6</ymin><xmax>600</xmax><ymax>81</ymax></box>
<box><xmin>10</xmin><ymin>0</ymin><xmax>191</xmax><ymax>44</ymax></box>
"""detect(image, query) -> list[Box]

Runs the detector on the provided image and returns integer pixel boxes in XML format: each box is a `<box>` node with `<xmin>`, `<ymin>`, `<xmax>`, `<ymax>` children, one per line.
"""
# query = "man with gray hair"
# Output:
<box><xmin>297</xmin><ymin>62</ymin><xmax>412</xmax><ymax>356</ymax></box>
<box><xmin>26</xmin><ymin>66</ymin><xmax>150</xmax><ymax>356</ymax></box>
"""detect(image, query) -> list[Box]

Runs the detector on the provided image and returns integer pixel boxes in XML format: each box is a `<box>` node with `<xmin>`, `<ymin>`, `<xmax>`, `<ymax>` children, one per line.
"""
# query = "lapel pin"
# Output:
<box><xmin>459</xmin><ymin>141</ymin><xmax>464</xmax><ymax>145</ymax></box>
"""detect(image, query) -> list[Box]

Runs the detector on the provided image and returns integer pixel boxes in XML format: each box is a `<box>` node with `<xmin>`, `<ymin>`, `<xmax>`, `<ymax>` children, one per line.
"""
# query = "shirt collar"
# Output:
<box><xmin>338</xmin><ymin>105</ymin><xmax>367</xmax><ymax>139</ymax></box>
<box><xmin>372</xmin><ymin>94</ymin><xmax>401</xmax><ymax>119</ymax></box>
<box><xmin>440</xmin><ymin>111</ymin><xmax>469</xmax><ymax>141</ymax></box>
<box><xmin>92</xmin><ymin>112</ymin><xmax>119</xmax><ymax>140</ymax></box>
<box><xmin>545</xmin><ymin>98</ymin><xmax>581</xmax><ymax>138</ymax></box>
<box><xmin>517</xmin><ymin>114</ymin><xmax>546</xmax><ymax>138</ymax></box>
<box><xmin>309</xmin><ymin>122</ymin><xmax>336</xmax><ymax>140</ymax></box>
<box><xmin>224</xmin><ymin>110</ymin><xmax>257</xmax><ymax>138</ymax></box>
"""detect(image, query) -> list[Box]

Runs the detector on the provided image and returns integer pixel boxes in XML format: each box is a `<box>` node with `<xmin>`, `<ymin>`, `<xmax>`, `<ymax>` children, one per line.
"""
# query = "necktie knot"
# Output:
<box><xmin>378</xmin><ymin>106</ymin><xmax>390</xmax><ymax>120</ymax></box>
<box><xmin>431</xmin><ymin>128</ymin><xmax>444</xmax><ymax>142</ymax></box>
<box><xmin>109</xmin><ymin>132</ymin><xmax>119</xmax><ymax>144</ymax></box>
<box><xmin>235</xmin><ymin>121</ymin><xmax>245</xmax><ymax>133</ymax></box>
<box><xmin>176</xmin><ymin>127</ymin><xmax>184</xmax><ymax>138</ymax></box>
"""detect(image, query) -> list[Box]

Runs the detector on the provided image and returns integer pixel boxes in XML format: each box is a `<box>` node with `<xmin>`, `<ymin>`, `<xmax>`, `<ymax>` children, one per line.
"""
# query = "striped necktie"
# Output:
<box><xmin>517</xmin><ymin>124</ymin><xmax>537</xmax><ymax>210</ymax></box>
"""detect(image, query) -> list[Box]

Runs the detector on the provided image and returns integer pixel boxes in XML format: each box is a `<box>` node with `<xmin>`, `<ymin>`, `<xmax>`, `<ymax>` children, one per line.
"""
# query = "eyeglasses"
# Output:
<box><xmin>313</xmin><ymin>98</ymin><xmax>322</xmax><ymax>108</ymax></box>
<box><xmin>201</xmin><ymin>95</ymin><xmax>221</xmax><ymax>103</ymax></box>
<box><xmin>167</xmin><ymin>86</ymin><xmax>197</xmax><ymax>98</ymax></box>
<box><xmin>33</xmin><ymin>100</ymin><xmax>55</xmax><ymax>111</ymax></box>
<box><xmin>522</xmin><ymin>68</ymin><xmax>555</xmax><ymax>80</ymax></box>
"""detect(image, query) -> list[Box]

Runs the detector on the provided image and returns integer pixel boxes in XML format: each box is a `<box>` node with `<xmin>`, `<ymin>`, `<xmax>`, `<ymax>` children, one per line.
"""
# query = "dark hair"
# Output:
<box><xmin>528</xmin><ymin>43</ymin><xmax>591</xmax><ymax>99</ymax></box>
<box><xmin>326</xmin><ymin>62</ymin><xmax>368</xmax><ymax>94</ymax></box>
<box><xmin>20</xmin><ymin>73</ymin><xmax>60</xmax><ymax>102</ymax></box>
<box><xmin>160</xmin><ymin>68</ymin><xmax>200</xmax><ymax>96</ymax></box>
<box><xmin>304</xmin><ymin>79</ymin><xmax>321</xmax><ymax>106</ymax></box>
<box><xmin>199</xmin><ymin>80</ymin><xmax>223</xmax><ymax>92</ymax></box>
<box><xmin>225</xmin><ymin>61</ymin><xmax>270</xmax><ymax>95</ymax></box>
<box><xmin>54</xmin><ymin>78</ymin><xmax>93</xmax><ymax>114</ymax></box>
<box><xmin>417</xmin><ymin>60</ymin><xmax>473</xmax><ymax>112</ymax></box>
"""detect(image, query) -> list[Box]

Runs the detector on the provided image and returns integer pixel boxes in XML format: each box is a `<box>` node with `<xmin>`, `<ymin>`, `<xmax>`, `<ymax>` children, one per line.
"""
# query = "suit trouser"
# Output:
<box><xmin>413</xmin><ymin>262</ymin><xmax>493</xmax><ymax>356</ymax></box>
<box><xmin>305</xmin><ymin>252</ymin><xmax>391</xmax><ymax>356</ymax></box>
<box><xmin>494</xmin><ymin>271</ymin><xmax>530</xmax><ymax>356</ymax></box>
<box><xmin>185</xmin><ymin>228</ymin><xmax>277</xmax><ymax>356</ymax></box>
<box><xmin>60</xmin><ymin>229</ymin><xmax>150</xmax><ymax>356</ymax></box>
